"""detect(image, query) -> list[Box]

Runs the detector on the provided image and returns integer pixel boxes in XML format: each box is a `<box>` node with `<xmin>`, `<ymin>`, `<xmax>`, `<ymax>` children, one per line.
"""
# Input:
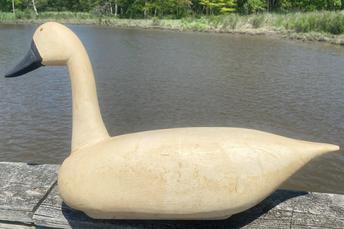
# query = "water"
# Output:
<box><xmin>0</xmin><ymin>24</ymin><xmax>343</xmax><ymax>194</ymax></box>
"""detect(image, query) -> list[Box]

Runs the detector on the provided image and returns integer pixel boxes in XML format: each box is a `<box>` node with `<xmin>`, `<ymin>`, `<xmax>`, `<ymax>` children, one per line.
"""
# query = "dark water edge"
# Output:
<box><xmin>0</xmin><ymin>24</ymin><xmax>343</xmax><ymax>194</ymax></box>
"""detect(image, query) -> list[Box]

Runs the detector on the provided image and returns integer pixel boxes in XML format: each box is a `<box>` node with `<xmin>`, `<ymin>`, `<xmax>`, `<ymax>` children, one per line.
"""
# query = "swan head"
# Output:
<box><xmin>5</xmin><ymin>22</ymin><xmax>79</xmax><ymax>77</ymax></box>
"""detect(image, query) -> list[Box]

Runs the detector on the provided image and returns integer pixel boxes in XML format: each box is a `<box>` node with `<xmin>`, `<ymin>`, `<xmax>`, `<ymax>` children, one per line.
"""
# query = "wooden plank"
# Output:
<box><xmin>33</xmin><ymin>186</ymin><xmax>344</xmax><ymax>228</ymax></box>
<box><xmin>0</xmin><ymin>162</ymin><xmax>58</xmax><ymax>225</ymax></box>
<box><xmin>290</xmin><ymin>192</ymin><xmax>344</xmax><ymax>228</ymax></box>
<box><xmin>0</xmin><ymin>162</ymin><xmax>342</xmax><ymax>228</ymax></box>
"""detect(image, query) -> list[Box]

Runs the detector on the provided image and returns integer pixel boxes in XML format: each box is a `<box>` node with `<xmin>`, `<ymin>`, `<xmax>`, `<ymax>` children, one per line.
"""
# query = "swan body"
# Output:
<box><xmin>5</xmin><ymin>22</ymin><xmax>339</xmax><ymax>220</ymax></box>
<box><xmin>59</xmin><ymin>127</ymin><xmax>338</xmax><ymax>219</ymax></box>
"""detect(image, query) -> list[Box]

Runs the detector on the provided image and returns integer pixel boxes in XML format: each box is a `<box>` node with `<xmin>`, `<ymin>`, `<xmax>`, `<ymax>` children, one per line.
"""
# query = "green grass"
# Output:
<box><xmin>177</xmin><ymin>11</ymin><xmax>344</xmax><ymax>35</ymax></box>
<box><xmin>273</xmin><ymin>11</ymin><xmax>344</xmax><ymax>35</ymax></box>
<box><xmin>39</xmin><ymin>11</ymin><xmax>96</xmax><ymax>20</ymax></box>
<box><xmin>251</xmin><ymin>14</ymin><xmax>266</xmax><ymax>28</ymax></box>
<box><xmin>0</xmin><ymin>12</ymin><xmax>15</xmax><ymax>21</ymax></box>
<box><xmin>0</xmin><ymin>11</ymin><xmax>100</xmax><ymax>23</ymax></box>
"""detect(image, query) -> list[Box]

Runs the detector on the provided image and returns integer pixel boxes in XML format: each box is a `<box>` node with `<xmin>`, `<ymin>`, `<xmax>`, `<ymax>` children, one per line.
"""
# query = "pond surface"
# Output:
<box><xmin>0</xmin><ymin>24</ymin><xmax>343</xmax><ymax>194</ymax></box>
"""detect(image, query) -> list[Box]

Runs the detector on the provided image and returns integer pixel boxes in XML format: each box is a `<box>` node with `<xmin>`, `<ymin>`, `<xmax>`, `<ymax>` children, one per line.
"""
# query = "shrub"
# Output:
<box><xmin>152</xmin><ymin>17</ymin><xmax>160</xmax><ymax>26</ymax></box>
<box><xmin>221</xmin><ymin>14</ymin><xmax>240</xmax><ymax>29</ymax></box>
<box><xmin>15</xmin><ymin>10</ymin><xmax>35</xmax><ymax>19</ymax></box>
<box><xmin>251</xmin><ymin>14</ymin><xmax>266</xmax><ymax>28</ymax></box>
<box><xmin>272</xmin><ymin>11</ymin><xmax>344</xmax><ymax>34</ymax></box>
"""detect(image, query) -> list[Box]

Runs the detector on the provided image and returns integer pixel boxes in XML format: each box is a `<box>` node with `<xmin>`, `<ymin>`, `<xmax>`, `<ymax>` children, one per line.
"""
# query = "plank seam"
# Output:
<box><xmin>31</xmin><ymin>180</ymin><xmax>57</xmax><ymax>217</ymax></box>
<box><xmin>0</xmin><ymin>219</ymin><xmax>34</xmax><ymax>227</ymax></box>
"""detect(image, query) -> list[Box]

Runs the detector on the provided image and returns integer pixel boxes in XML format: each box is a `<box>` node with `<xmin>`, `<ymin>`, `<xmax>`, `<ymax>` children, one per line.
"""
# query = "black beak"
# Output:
<box><xmin>5</xmin><ymin>41</ymin><xmax>44</xmax><ymax>78</ymax></box>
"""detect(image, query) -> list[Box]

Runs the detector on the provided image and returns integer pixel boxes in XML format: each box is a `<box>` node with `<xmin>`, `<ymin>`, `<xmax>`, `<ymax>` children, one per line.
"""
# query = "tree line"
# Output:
<box><xmin>1</xmin><ymin>0</ymin><xmax>343</xmax><ymax>18</ymax></box>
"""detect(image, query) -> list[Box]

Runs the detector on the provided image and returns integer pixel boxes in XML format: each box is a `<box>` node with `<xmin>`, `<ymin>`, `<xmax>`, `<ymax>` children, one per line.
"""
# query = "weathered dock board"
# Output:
<box><xmin>0</xmin><ymin>162</ymin><xmax>343</xmax><ymax>228</ymax></box>
<box><xmin>0</xmin><ymin>162</ymin><xmax>58</xmax><ymax>226</ymax></box>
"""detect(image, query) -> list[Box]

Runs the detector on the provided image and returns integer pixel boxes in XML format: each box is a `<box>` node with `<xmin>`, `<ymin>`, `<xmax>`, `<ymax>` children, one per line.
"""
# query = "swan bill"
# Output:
<box><xmin>5</xmin><ymin>41</ymin><xmax>44</xmax><ymax>78</ymax></box>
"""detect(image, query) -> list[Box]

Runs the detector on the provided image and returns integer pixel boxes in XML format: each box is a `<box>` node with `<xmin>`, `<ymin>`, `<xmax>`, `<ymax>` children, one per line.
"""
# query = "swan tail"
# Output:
<box><xmin>300</xmin><ymin>141</ymin><xmax>340</xmax><ymax>158</ymax></box>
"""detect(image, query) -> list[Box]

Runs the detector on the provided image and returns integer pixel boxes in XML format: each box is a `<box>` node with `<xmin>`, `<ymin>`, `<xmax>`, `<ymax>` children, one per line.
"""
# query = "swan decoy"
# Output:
<box><xmin>5</xmin><ymin>22</ymin><xmax>340</xmax><ymax>220</ymax></box>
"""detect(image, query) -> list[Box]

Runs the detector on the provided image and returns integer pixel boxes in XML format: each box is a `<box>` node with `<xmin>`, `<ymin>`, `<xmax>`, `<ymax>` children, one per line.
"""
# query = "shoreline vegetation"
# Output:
<box><xmin>1</xmin><ymin>11</ymin><xmax>344</xmax><ymax>46</ymax></box>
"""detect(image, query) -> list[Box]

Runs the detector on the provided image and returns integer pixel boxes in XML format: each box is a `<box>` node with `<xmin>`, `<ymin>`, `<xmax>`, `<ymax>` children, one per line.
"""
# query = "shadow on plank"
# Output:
<box><xmin>61</xmin><ymin>190</ymin><xmax>306</xmax><ymax>228</ymax></box>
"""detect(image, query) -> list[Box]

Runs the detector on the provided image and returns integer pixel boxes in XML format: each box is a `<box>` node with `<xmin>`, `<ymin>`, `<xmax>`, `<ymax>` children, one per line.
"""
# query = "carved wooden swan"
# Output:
<box><xmin>5</xmin><ymin>22</ymin><xmax>340</xmax><ymax>220</ymax></box>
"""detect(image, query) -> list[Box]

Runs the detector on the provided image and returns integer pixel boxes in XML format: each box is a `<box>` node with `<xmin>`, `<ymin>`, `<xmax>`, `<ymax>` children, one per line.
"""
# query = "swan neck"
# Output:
<box><xmin>67</xmin><ymin>49</ymin><xmax>109</xmax><ymax>152</ymax></box>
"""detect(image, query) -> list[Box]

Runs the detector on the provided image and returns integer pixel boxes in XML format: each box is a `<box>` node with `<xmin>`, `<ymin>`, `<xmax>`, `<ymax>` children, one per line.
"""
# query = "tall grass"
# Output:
<box><xmin>39</xmin><ymin>11</ymin><xmax>96</xmax><ymax>20</ymax></box>
<box><xmin>273</xmin><ymin>11</ymin><xmax>344</xmax><ymax>34</ymax></box>
<box><xmin>0</xmin><ymin>10</ymin><xmax>343</xmax><ymax>36</ymax></box>
<box><xmin>251</xmin><ymin>14</ymin><xmax>266</xmax><ymax>28</ymax></box>
<box><xmin>221</xmin><ymin>14</ymin><xmax>240</xmax><ymax>29</ymax></box>
<box><xmin>0</xmin><ymin>12</ymin><xmax>15</xmax><ymax>21</ymax></box>
<box><xmin>181</xmin><ymin>11</ymin><xmax>344</xmax><ymax>35</ymax></box>
<box><xmin>0</xmin><ymin>11</ymin><xmax>98</xmax><ymax>22</ymax></box>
